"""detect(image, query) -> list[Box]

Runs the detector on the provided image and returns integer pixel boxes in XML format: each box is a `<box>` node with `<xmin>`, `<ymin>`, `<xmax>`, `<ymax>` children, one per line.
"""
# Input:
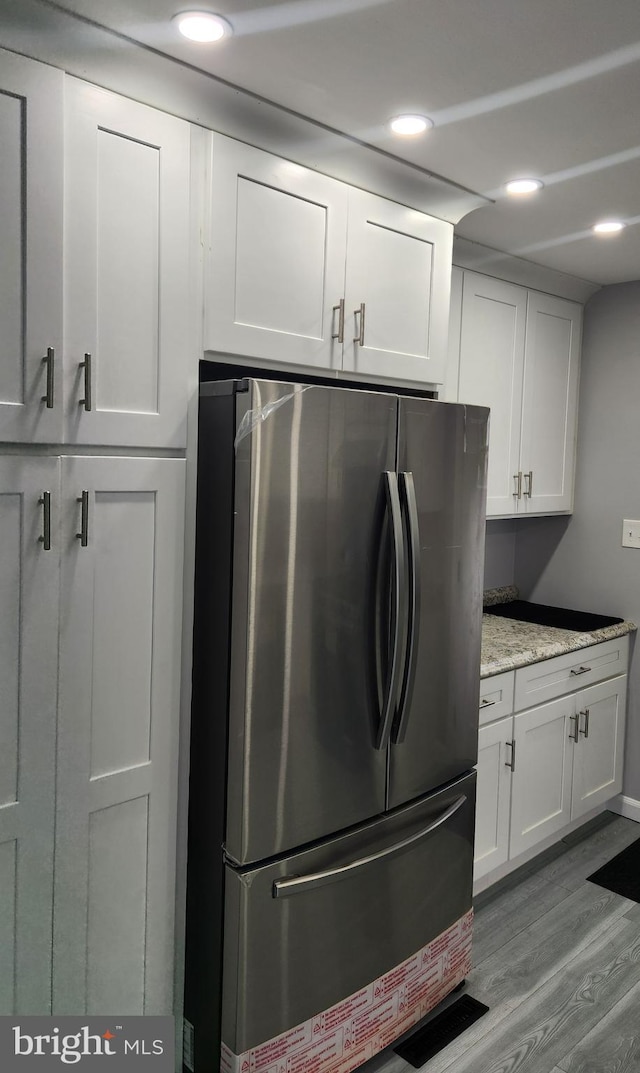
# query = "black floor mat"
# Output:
<box><xmin>394</xmin><ymin>995</ymin><xmax>489</xmax><ymax>1068</ymax></box>
<box><xmin>587</xmin><ymin>835</ymin><xmax>640</xmax><ymax>901</ymax></box>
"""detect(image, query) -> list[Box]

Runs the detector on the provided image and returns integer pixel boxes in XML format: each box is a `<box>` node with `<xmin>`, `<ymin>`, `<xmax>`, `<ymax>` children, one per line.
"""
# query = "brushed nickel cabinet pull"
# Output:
<box><xmin>513</xmin><ymin>472</ymin><xmax>522</xmax><ymax>499</ymax></box>
<box><xmin>505</xmin><ymin>739</ymin><xmax>516</xmax><ymax>771</ymax></box>
<box><xmin>76</xmin><ymin>490</ymin><xmax>89</xmax><ymax>547</ymax></box>
<box><xmin>38</xmin><ymin>491</ymin><xmax>51</xmax><ymax>551</ymax></box>
<box><xmin>41</xmin><ymin>347</ymin><xmax>55</xmax><ymax>408</ymax></box>
<box><xmin>569</xmin><ymin>713</ymin><xmax>580</xmax><ymax>742</ymax></box>
<box><xmin>579</xmin><ymin>708</ymin><xmax>590</xmax><ymax>738</ymax></box>
<box><xmin>79</xmin><ymin>353</ymin><xmax>93</xmax><ymax>411</ymax></box>
<box><xmin>570</xmin><ymin>665</ymin><xmax>591</xmax><ymax>677</ymax></box>
<box><xmin>480</xmin><ymin>697</ymin><xmax>496</xmax><ymax>708</ymax></box>
<box><xmin>354</xmin><ymin>302</ymin><xmax>366</xmax><ymax>346</ymax></box>
<box><xmin>332</xmin><ymin>299</ymin><xmax>345</xmax><ymax>343</ymax></box>
<box><xmin>524</xmin><ymin>470</ymin><xmax>533</xmax><ymax>497</ymax></box>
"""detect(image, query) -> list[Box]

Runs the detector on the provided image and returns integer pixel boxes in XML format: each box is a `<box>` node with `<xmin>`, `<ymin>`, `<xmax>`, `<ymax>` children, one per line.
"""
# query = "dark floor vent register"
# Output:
<box><xmin>587</xmin><ymin>835</ymin><xmax>640</xmax><ymax>902</ymax></box>
<box><xmin>394</xmin><ymin>994</ymin><xmax>489</xmax><ymax>1068</ymax></box>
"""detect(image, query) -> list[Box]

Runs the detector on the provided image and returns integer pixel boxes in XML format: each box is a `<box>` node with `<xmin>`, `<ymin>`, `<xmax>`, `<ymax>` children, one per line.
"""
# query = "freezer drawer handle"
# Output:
<box><xmin>272</xmin><ymin>794</ymin><xmax>467</xmax><ymax>898</ymax></box>
<box><xmin>392</xmin><ymin>471</ymin><xmax>421</xmax><ymax>744</ymax></box>
<box><xmin>376</xmin><ymin>471</ymin><xmax>405</xmax><ymax>750</ymax></box>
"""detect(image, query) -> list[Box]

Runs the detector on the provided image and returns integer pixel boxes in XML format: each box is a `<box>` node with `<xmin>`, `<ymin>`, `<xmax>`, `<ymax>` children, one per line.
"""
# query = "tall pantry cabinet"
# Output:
<box><xmin>0</xmin><ymin>50</ymin><xmax>189</xmax><ymax>1016</ymax></box>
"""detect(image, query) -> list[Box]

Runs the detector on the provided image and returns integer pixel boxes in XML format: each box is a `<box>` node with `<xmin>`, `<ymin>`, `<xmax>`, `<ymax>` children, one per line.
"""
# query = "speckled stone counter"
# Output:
<box><xmin>480</xmin><ymin>614</ymin><xmax>636</xmax><ymax>678</ymax></box>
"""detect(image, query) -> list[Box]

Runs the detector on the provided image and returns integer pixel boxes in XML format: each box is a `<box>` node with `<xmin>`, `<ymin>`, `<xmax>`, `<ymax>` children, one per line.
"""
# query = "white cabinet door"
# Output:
<box><xmin>475</xmin><ymin>719</ymin><xmax>513</xmax><ymax>880</ymax></box>
<box><xmin>342</xmin><ymin>189</ymin><xmax>452</xmax><ymax>384</ymax></box>
<box><xmin>571</xmin><ymin>676</ymin><xmax>627</xmax><ymax>820</ymax></box>
<box><xmin>205</xmin><ymin>135</ymin><xmax>348</xmax><ymax>370</ymax></box>
<box><xmin>54</xmin><ymin>457</ymin><xmax>185</xmax><ymax>1015</ymax></box>
<box><xmin>457</xmin><ymin>272</ymin><xmax>527</xmax><ymax>515</ymax></box>
<box><xmin>510</xmin><ymin>696</ymin><xmax>574</xmax><ymax>858</ymax></box>
<box><xmin>65</xmin><ymin>80</ymin><xmax>190</xmax><ymax>448</ymax></box>
<box><xmin>520</xmin><ymin>293</ymin><xmax>581</xmax><ymax>513</ymax></box>
<box><xmin>0</xmin><ymin>50</ymin><xmax>63</xmax><ymax>443</ymax></box>
<box><xmin>0</xmin><ymin>458</ymin><xmax>59</xmax><ymax>1013</ymax></box>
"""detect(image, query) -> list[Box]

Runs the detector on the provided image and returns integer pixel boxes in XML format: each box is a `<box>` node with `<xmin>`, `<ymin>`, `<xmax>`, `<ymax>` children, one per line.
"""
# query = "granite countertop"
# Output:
<box><xmin>480</xmin><ymin>588</ymin><xmax>636</xmax><ymax>679</ymax></box>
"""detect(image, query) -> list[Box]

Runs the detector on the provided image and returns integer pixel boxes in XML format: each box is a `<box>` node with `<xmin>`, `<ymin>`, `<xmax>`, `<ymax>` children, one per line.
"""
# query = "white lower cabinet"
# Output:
<box><xmin>0</xmin><ymin>456</ymin><xmax>185</xmax><ymax>1014</ymax></box>
<box><xmin>0</xmin><ymin>458</ymin><xmax>59</xmax><ymax>1014</ymax></box>
<box><xmin>474</xmin><ymin>640</ymin><xmax>629</xmax><ymax>885</ymax></box>
<box><xmin>570</xmin><ymin>675</ymin><xmax>627</xmax><ymax>820</ymax></box>
<box><xmin>509</xmin><ymin>695</ymin><xmax>574</xmax><ymax>857</ymax></box>
<box><xmin>475</xmin><ymin>720</ymin><xmax>513</xmax><ymax>880</ymax></box>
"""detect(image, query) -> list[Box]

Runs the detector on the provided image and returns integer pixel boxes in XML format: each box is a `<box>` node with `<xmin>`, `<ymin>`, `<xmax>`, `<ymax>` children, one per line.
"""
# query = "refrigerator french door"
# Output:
<box><xmin>184</xmin><ymin>378</ymin><xmax>488</xmax><ymax>1073</ymax></box>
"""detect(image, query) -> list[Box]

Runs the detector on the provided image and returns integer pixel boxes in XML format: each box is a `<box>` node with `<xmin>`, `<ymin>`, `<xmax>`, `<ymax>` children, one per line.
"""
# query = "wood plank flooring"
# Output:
<box><xmin>366</xmin><ymin>812</ymin><xmax>640</xmax><ymax>1073</ymax></box>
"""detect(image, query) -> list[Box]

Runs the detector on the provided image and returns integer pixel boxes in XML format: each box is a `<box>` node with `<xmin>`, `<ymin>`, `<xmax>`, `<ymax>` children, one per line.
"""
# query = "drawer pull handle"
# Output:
<box><xmin>570</xmin><ymin>665</ymin><xmax>592</xmax><ymax>676</ymax></box>
<box><xmin>505</xmin><ymin>740</ymin><xmax>516</xmax><ymax>772</ymax></box>
<box><xmin>579</xmin><ymin>708</ymin><xmax>590</xmax><ymax>738</ymax></box>
<box><xmin>480</xmin><ymin>698</ymin><xmax>496</xmax><ymax>708</ymax></box>
<box><xmin>569</xmin><ymin>713</ymin><xmax>580</xmax><ymax>742</ymax></box>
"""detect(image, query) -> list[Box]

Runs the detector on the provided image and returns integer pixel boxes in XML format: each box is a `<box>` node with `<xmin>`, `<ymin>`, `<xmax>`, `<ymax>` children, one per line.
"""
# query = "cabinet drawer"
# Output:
<box><xmin>479</xmin><ymin>670</ymin><xmax>515</xmax><ymax>725</ymax></box>
<box><xmin>514</xmin><ymin>635</ymin><xmax>629</xmax><ymax>711</ymax></box>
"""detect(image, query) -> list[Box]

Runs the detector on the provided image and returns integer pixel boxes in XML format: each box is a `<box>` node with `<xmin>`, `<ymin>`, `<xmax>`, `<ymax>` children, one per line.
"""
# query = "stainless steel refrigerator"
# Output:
<box><xmin>184</xmin><ymin>378</ymin><xmax>488</xmax><ymax>1073</ymax></box>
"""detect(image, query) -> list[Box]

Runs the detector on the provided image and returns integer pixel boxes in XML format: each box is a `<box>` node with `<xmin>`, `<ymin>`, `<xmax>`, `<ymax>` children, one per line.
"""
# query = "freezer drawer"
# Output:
<box><xmin>222</xmin><ymin>772</ymin><xmax>476</xmax><ymax>1055</ymax></box>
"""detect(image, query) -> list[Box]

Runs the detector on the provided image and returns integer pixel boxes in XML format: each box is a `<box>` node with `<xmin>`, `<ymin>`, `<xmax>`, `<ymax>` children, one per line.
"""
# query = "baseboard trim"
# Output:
<box><xmin>608</xmin><ymin>795</ymin><xmax>640</xmax><ymax>822</ymax></box>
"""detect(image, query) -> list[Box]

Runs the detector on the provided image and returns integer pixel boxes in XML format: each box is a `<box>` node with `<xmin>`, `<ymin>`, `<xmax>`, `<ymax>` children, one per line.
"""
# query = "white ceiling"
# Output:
<box><xmin>26</xmin><ymin>0</ymin><xmax>640</xmax><ymax>284</ymax></box>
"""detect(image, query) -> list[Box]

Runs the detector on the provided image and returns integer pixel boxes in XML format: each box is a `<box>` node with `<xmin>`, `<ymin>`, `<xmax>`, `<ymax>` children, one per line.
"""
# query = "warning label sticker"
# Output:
<box><xmin>222</xmin><ymin>909</ymin><xmax>473</xmax><ymax>1073</ymax></box>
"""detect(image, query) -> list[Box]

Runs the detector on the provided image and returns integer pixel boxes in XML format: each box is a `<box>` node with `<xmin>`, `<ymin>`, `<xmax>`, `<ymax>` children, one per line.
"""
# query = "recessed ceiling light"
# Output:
<box><xmin>390</xmin><ymin>114</ymin><xmax>433</xmax><ymax>136</ymax></box>
<box><xmin>505</xmin><ymin>178</ymin><xmax>544</xmax><ymax>196</ymax></box>
<box><xmin>592</xmin><ymin>220</ymin><xmax>625</xmax><ymax>234</ymax></box>
<box><xmin>173</xmin><ymin>11</ymin><xmax>232</xmax><ymax>42</ymax></box>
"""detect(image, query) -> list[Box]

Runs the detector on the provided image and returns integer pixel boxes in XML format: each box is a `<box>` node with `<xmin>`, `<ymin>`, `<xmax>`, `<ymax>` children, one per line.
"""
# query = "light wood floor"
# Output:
<box><xmin>369</xmin><ymin>812</ymin><xmax>640</xmax><ymax>1073</ymax></box>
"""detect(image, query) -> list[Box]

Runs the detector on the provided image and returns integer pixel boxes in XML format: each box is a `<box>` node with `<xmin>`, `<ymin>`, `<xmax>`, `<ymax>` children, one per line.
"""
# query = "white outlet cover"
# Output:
<box><xmin>622</xmin><ymin>519</ymin><xmax>640</xmax><ymax>548</ymax></box>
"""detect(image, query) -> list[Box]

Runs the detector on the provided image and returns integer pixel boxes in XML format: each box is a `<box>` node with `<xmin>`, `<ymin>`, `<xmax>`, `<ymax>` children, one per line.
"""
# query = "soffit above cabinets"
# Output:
<box><xmin>3</xmin><ymin>0</ymin><xmax>640</xmax><ymax>284</ymax></box>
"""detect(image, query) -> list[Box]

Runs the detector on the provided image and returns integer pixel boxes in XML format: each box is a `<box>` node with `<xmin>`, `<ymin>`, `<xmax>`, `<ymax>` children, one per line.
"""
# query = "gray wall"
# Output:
<box><xmin>514</xmin><ymin>281</ymin><xmax>640</xmax><ymax>801</ymax></box>
<box><xmin>484</xmin><ymin>520</ymin><xmax>517</xmax><ymax>590</ymax></box>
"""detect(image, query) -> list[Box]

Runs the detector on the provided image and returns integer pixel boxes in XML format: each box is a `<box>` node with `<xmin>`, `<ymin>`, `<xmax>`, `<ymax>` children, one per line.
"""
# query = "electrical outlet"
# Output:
<box><xmin>622</xmin><ymin>519</ymin><xmax>640</xmax><ymax>548</ymax></box>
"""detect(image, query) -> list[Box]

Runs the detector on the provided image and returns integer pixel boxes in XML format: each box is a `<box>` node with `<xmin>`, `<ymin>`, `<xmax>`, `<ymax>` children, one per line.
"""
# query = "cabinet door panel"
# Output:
<box><xmin>0</xmin><ymin>458</ymin><xmax>59</xmax><ymax>1012</ymax></box>
<box><xmin>510</xmin><ymin>697</ymin><xmax>573</xmax><ymax>858</ymax></box>
<box><xmin>343</xmin><ymin>189</ymin><xmax>452</xmax><ymax>384</ymax></box>
<box><xmin>54</xmin><ymin>457</ymin><xmax>185</xmax><ymax>1015</ymax></box>
<box><xmin>475</xmin><ymin>720</ymin><xmax>513</xmax><ymax>880</ymax></box>
<box><xmin>572</xmin><ymin>676</ymin><xmax>626</xmax><ymax>820</ymax></box>
<box><xmin>206</xmin><ymin>135</ymin><xmax>348</xmax><ymax>369</ymax></box>
<box><xmin>65</xmin><ymin>80</ymin><xmax>190</xmax><ymax>447</ymax></box>
<box><xmin>457</xmin><ymin>273</ymin><xmax>526</xmax><ymax>515</ymax></box>
<box><xmin>520</xmin><ymin>293</ymin><xmax>581</xmax><ymax>513</ymax></box>
<box><xmin>0</xmin><ymin>50</ymin><xmax>63</xmax><ymax>442</ymax></box>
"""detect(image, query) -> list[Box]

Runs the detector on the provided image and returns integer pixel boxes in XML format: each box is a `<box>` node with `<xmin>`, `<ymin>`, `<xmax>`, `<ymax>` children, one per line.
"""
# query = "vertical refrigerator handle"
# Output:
<box><xmin>376</xmin><ymin>471</ymin><xmax>405</xmax><ymax>750</ymax></box>
<box><xmin>392</xmin><ymin>472</ymin><xmax>421</xmax><ymax>744</ymax></box>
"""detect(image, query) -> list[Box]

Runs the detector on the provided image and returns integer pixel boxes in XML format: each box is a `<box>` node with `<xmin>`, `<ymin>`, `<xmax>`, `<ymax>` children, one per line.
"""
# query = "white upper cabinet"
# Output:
<box><xmin>519</xmin><ymin>291</ymin><xmax>581</xmax><ymax>514</ymax></box>
<box><xmin>452</xmin><ymin>269</ymin><xmax>582</xmax><ymax>517</ymax></box>
<box><xmin>457</xmin><ymin>273</ymin><xmax>527</xmax><ymax>515</ymax></box>
<box><xmin>342</xmin><ymin>189</ymin><xmax>452</xmax><ymax>383</ymax></box>
<box><xmin>205</xmin><ymin>135</ymin><xmax>348</xmax><ymax>371</ymax></box>
<box><xmin>0</xmin><ymin>50</ymin><xmax>63</xmax><ymax>443</ymax></box>
<box><xmin>65</xmin><ymin>80</ymin><xmax>191</xmax><ymax>448</ymax></box>
<box><xmin>205</xmin><ymin>135</ymin><xmax>452</xmax><ymax>384</ymax></box>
